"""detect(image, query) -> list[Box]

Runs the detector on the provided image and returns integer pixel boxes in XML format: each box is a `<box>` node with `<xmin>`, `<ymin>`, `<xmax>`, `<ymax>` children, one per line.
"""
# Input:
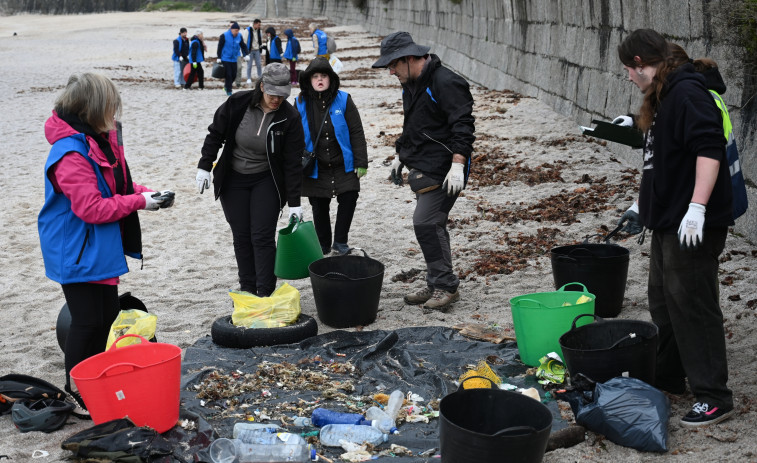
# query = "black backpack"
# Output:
<box><xmin>0</xmin><ymin>374</ymin><xmax>66</xmax><ymax>415</ymax></box>
<box><xmin>292</xmin><ymin>37</ymin><xmax>301</xmax><ymax>56</ymax></box>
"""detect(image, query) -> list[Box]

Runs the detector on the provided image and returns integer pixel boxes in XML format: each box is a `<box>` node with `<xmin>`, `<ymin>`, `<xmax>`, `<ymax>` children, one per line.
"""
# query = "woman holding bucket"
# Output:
<box><xmin>296</xmin><ymin>57</ymin><xmax>368</xmax><ymax>255</ymax></box>
<box><xmin>39</xmin><ymin>73</ymin><xmax>174</xmax><ymax>417</ymax></box>
<box><xmin>196</xmin><ymin>63</ymin><xmax>304</xmax><ymax>297</ymax></box>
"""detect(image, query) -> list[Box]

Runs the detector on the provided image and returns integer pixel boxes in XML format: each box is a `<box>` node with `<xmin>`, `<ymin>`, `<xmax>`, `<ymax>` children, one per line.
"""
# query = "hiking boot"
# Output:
<box><xmin>404</xmin><ymin>287</ymin><xmax>434</xmax><ymax>305</ymax></box>
<box><xmin>331</xmin><ymin>242</ymin><xmax>350</xmax><ymax>256</ymax></box>
<box><xmin>680</xmin><ymin>402</ymin><xmax>735</xmax><ymax>428</ymax></box>
<box><xmin>64</xmin><ymin>384</ymin><xmax>91</xmax><ymax>420</ymax></box>
<box><xmin>422</xmin><ymin>289</ymin><xmax>460</xmax><ymax>313</ymax></box>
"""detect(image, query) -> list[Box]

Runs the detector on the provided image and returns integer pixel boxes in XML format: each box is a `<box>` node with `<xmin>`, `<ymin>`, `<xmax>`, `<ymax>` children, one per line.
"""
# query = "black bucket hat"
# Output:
<box><xmin>372</xmin><ymin>32</ymin><xmax>430</xmax><ymax>68</ymax></box>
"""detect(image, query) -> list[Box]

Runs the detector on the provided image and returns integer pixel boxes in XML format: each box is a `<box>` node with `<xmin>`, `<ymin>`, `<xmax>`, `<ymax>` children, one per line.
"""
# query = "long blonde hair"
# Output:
<box><xmin>54</xmin><ymin>73</ymin><xmax>121</xmax><ymax>133</ymax></box>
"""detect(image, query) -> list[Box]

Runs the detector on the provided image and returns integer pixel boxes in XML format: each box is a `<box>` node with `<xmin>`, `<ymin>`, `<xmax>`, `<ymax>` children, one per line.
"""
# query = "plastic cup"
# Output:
<box><xmin>208</xmin><ymin>437</ymin><xmax>236</xmax><ymax>463</ymax></box>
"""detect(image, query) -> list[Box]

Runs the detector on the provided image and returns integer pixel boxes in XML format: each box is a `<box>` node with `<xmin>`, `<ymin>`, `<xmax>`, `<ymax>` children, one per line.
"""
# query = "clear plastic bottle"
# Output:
<box><xmin>311</xmin><ymin>407</ymin><xmax>365</xmax><ymax>427</ymax></box>
<box><xmin>236</xmin><ymin>428</ymin><xmax>307</xmax><ymax>445</ymax></box>
<box><xmin>208</xmin><ymin>437</ymin><xmax>316</xmax><ymax>463</ymax></box>
<box><xmin>293</xmin><ymin>416</ymin><xmax>312</xmax><ymax>427</ymax></box>
<box><xmin>364</xmin><ymin>406</ymin><xmax>398</xmax><ymax>434</ymax></box>
<box><xmin>319</xmin><ymin>423</ymin><xmax>389</xmax><ymax>447</ymax></box>
<box><xmin>384</xmin><ymin>390</ymin><xmax>405</xmax><ymax>422</ymax></box>
<box><xmin>232</xmin><ymin>422</ymin><xmax>282</xmax><ymax>438</ymax></box>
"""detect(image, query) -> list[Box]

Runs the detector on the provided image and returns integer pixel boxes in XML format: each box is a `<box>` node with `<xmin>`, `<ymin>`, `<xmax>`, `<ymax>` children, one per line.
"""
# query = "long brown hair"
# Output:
<box><xmin>617</xmin><ymin>29</ymin><xmax>687</xmax><ymax>131</ymax></box>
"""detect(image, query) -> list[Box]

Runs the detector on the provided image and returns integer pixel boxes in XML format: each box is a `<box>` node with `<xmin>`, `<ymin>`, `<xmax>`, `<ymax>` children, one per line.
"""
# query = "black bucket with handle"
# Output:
<box><xmin>550</xmin><ymin>225</ymin><xmax>629</xmax><ymax>318</ymax></box>
<box><xmin>559</xmin><ymin>314</ymin><xmax>658</xmax><ymax>384</ymax></box>
<box><xmin>439</xmin><ymin>377</ymin><xmax>552</xmax><ymax>463</ymax></box>
<box><xmin>308</xmin><ymin>248</ymin><xmax>384</xmax><ymax>328</ymax></box>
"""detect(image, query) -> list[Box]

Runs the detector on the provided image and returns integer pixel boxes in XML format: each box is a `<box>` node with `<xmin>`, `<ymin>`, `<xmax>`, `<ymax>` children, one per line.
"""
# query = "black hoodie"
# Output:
<box><xmin>638</xmin><ymin>63</ymin><xmax>732</xmax><ymax>232</ymax></box>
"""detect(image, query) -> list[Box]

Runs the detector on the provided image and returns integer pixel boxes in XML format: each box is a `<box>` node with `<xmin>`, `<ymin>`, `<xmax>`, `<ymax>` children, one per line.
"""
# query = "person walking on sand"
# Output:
<box><xmin>217</xmin><ymin>22</ymin><xmax>249</xmax><ymax>96</ymax></box>
<box><xmin>296</xmin><ymin>57</ymin><xmax>368</xmax><ymax>256</ymax></box>
<box><xmin>282</xmin><ymin>28</ymin><xmax>300</xmax><ymax>85</ymax></box>
<box><xmin>309</xmin><ymin>23</ymin><xmax>329</xmax><ymax>59</ymax></box>
<box><xmin>38</xmin><ymin>73</ymin><xmax>174</xmax><ymax>417</ymax></box>
<box><xmin>372</xmin><ymin>32</ymin><xmax>475</xmax><ymax>313</ymax></box>
<box><xmin>185</xmin><ymin>29</ymin><xmax>205</xmax><ymax>90</ymax></box>
<box><xmin>264</xmin><ymin>27</ymin><xmax>283</xmax><ymax>65</ymax></box>
<box><xmin>615</xmin><ymin>29</ymin><xmax>734</xmax><ymax>427</ymax></box>
<box><xmin>171</xmin><ymin>27</ymin><xmax>189</xmax><ymax>88</ymax></box>
<box><xmin>195</xmin><ymin>63</ymin><xmax>304</xmax><ymax>297</ymax></box>
<box><xmin>245</xmin><ymin>19</ymin><xmax>264</xmax><ymax>84</ymax></box>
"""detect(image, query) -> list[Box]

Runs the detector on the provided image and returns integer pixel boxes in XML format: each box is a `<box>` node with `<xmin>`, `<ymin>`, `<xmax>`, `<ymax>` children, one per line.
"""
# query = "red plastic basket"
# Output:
<box><xmin>70</xmin><ymin>334</ymin><xmax>181</xmax><ymax>433</ymax></box>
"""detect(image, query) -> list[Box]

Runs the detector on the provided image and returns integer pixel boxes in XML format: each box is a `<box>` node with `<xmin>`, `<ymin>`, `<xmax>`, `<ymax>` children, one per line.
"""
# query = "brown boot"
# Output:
<box><xmin>404</xmin><ymin>286</ymin><xmax>434</xmax><ymax>305</ymax></box>
<box><xmin>422</xmin><ymin>289</ymin><xmax>460</xmax><ymax>313</ymax></box>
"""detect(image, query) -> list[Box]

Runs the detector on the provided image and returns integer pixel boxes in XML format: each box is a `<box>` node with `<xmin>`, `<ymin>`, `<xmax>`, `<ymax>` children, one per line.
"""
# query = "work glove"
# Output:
<box><xmin>678</xmin><ymin>203</ymin><xmax>706</xmax><ymax>250</ymax></box>
<box><xmin>288</xmin><ymin>206</ymin><xmax>303</xmax><ymax>221</ymax></box>
<box><xmin>196</xmin><ymin>169</ymin><xmax>211</xmax><ymax>194</ymax></box>
<box><xmin>356</xmin><ymin>167</ymin><xmax>367</xmax><ymax>178</ymax></box>
<box><xmin>141</xmin><ymin>192</ymin><xmax>163</xmax><ymax>211</ymax></box>
<box><xmin>152</xmin><ymin>190</ymin><xmax>175</xmax><ymax>209</ymax></box>
<box><xmin>612</xmin><ymin>115</ymin><xmax>633</xmax><ymax>127</ymax></box>
<box><xmin>442</xmin><ymin>162</ymin><xmax>465</xmax><ymax>196</ymax></box>
<box><xmin>617</xmin><ymin>201</ymin><xmax>643</xmax><ymax>235</ymax></box>
<box><xmin>390</xmin><ymin>158</ymin><xmax>404</xmax><ymax>185</ymax></box>
<box><xmin>192</xmin><ymin>62</ymin><xmax>197</xmax><ymax>69</ymax></box>
<box><xmin>244</xmin><ymin>55</ymin><xmax>250</xmax><ymax>62</ymax></box>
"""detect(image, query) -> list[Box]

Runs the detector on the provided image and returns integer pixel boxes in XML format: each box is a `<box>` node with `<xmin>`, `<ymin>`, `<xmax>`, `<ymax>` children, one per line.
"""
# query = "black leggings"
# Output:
<box><xmin>220</xmin><ymin>171</ymin><xmax>280</xmax><ymax>296</ymax></box>
<box><xmin>309</xmin><ymin>190</ymin><xmax>359</xmax><ymax>252</ymax></box>
<box><xmin>61</xmin><ymin>283</ymin><xmax>120</xmax><ymax>387</ymax></box>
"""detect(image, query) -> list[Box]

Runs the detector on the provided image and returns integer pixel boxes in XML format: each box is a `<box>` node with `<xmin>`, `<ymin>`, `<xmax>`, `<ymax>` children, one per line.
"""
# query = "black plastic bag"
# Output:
<box><xmin>62</xmin><ymin>417</ymin><xmax>178</xmax><ymax>462</ymax></box>
<box><xmin>565</xmin><ymin>376</ymin><xmax>670</xmax><ymax>452</ymax></box>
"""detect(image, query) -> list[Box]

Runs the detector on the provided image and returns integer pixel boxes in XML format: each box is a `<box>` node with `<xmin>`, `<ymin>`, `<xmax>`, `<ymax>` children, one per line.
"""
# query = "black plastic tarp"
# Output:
<box><xmin>167</xmin><ymin>326</ymin><xmax>568</xmax><ymax>462</ymax></box>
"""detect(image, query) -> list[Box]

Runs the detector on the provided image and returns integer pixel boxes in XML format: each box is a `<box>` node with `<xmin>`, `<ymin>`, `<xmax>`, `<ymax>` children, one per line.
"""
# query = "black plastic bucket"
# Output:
<box><xmin>559</xmin><ymin>314</ymin><xmax>658</xmax><ymax>384</ymax></box>
<box><xmin>308</xmin><ymin>249</ymin><xmax>384</xmax><ymax>328</ymax></box>
<box><xmin>439</xmin><ymin>377</ymin><xmax>552</xmax><ymax>463</ymax></box>
<box><xmin>550</xmin><ymin>242</ymin><xmax>629</xmax><ymax>318</ymax></box>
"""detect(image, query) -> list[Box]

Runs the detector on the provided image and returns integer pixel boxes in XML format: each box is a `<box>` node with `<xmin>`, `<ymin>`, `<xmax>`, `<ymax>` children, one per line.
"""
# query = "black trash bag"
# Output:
<box><xmin>61</xmin><ymin>417</ymin><xmax>179</xmax><ymax>462</ymax></box>
<box><xmin>560</xmin><ymin>376</ymin><xmax>669</xmax><ymax>452</ymax></box>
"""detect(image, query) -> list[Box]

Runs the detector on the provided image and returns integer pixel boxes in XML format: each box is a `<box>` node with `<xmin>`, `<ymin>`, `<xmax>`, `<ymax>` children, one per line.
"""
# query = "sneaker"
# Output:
<box><xmin>331</xmin><ymin>242</ymin><xmax>350</xmax><ymax>256</ymax></box>
<box><xmin>422</xmin><ymin>289</ymin><xmax>460</xmax><ymax>313</ymax></box>
<box><xmin>246</xmin><ymin>78</ymin><xmax>252</xmax><ymax>84</ymax></box>
<box><xmin>680</xmin><ymin>402</ymin><xmax>735</xmax><ymax>427</ymax></box>
<box><xmin>174</xmin><ymin>84</ymin><xmax>181</xmax><ymax>88</ymax></box>
<box><xmin>64</xmin><ymin>384</ymin><xmax>91</xmax><ymax>420</ymax></box>
<box><xmin>225</xmin><ymin>90</ymin><xmax>232</xmax><ymax>96</ymax></box>
<box><xmin>404</xmin><ymin>286</ymin><xmax>434</xmax><ymax>305</ymax></box>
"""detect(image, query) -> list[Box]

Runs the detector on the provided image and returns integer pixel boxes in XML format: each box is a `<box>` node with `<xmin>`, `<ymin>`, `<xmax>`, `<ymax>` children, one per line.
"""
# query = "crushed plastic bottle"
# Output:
<box><xmin>232</xmin><ymin>422</ymin><xmax>282</xmax><ymax>438</ymax></box>
<box><xmin>311</xmin><ymin>407</ymin><xmax>365</xmax><ymax>427</ymax></box>
<box><xmin>319</xmin><ymin>423</ymin><xmax>389</xmax><ymax>447</ymax></box>
<box><xmin>293</xmin><ymin>416</ymin><xmax>312</xmax><ymax>427</ymax></box>
<box><xmin>236</xmin><ymin>428</ymin><xmax>307</xmax><ymax>445</ymax></box>
<box><xmin>364</xmin><ymin>406</ymin><xmax>398</xmax><ymax>433</ymax></box>
<box><xmin>384</xmin><ymin>390</ymin><xmax>405</xmax><ymax>422</ymax></box>
<box><xmin>208</xmin><ymin>437</ymin><xmax>316</xmax><ymax>463</ymax></box>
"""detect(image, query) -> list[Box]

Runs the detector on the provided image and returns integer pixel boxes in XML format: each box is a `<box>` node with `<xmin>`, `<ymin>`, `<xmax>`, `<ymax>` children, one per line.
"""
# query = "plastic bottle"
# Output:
<box><xmin>208</xmin><ymin>437</ymin><xmax>316</xmax><ymax>463</ymax></box>
<box><xmin>319</xmin><ymin>423</ymin><xmax>389</xmax><ymax>447</ymax></box>
<box><xmin>311</xmin><ymin>407</ymin><xmax>365</xmax><ymax>427</ymax></box>
<box><xmin>364</xmin><ymin>406</ymin><xmax>398</xmax><ymax>434</ymax></box>
<box><xmin>236</xmin><ymin>428</ymin><xmax>307</xmax><ymax>445</ymax></box>
<box><xmin>232</xmin><ymin>422</ymin><xmax>282</xmax><ymax>438</ymax></box>
<box><xmin>293</xmin><ymin>416</ymin><xmax>312</xmax><ymax>427</ymax></box>
<box><xmin>384</xmin><ymin>390</ymin><xmax>405</xmax><ymax>422</ymax></box>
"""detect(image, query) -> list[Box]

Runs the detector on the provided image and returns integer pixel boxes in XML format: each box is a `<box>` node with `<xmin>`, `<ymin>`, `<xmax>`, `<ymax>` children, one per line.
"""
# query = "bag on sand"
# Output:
<box><xmin>61</xmin><ymin>417</ymin><xmax>174</xmax><ymax>462</ymax></box>
<box><xmin>0</xmin><ymin>374</ymin><xmax>66</xmax><ymax>415</ymax></box>
<box><xmin>230</xmin><ymin>283</ymin><xmax>301</xmax><ymax>328</ymax></box>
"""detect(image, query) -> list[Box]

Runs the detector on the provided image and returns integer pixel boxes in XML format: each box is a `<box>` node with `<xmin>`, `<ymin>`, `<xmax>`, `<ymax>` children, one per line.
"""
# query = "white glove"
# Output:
<box><xmin>390</xmin><ymin>158</ymin><xmax>404</xmax><ymax>185</ymax></box>
<box><xmin>442</xmin><ymin>162</ymin><xmax>465</xmax><ymax>196</ymax></box>
<box><xmin>196</xmin><ymin>169</ymin><xmax>211</xmax><ymax>194</ymax></box>
<box><xmin>141</xmin><ymin>192</ymin><xmax>162</xmax><ymax>211</ymax></box>
<box><xmin>289</xmin><ymin>206</ymin><xmax>303</xmax><ymax>221</ymax></box>
<box><xmin>612</xmin><ymin>115</ymin><xmax>633</xmax><ymax>127</ymax></box>
<box><xmin>678</xmin><ymin>203</ymin><xmax>706</xmax><ymax>249</ymax></box>
<box><xmin>244</xmin><ymin>55</ymin><xmax>250</xmax><ymax>62</ymax></box>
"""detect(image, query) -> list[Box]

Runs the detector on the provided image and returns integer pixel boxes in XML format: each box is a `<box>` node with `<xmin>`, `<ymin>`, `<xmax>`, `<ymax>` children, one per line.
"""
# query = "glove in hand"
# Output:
<box><xmin>390</xmin><ymin>158</ymin><xmax>404</xmax><ymax>185</ymax></box>
<box><xmin>141</xmin><ymin>192</ymin><xmax>162</xmax><ymax>211</ymax></box>
<box><xmin>678</xmin><ymin>203</ymin><xmax>706</xmax><ymax>250</ymax></box>
<box><xmin>196</xmin><ymin>169</ymin><xmax>211</xmax><ymax>194</ymax></box>
<box><xmin>612</xmin><ymin>115</ymin><xmax>633</xmax><ymax>127</ymax></box>
<box><xmin>244</xmin><ymin>55</ymin><xmax>250</xmax><ymax>62</ymax></box>
<box><xmin>152</xmin><ymin>190</ymin><xmax>175</xmax><ymax>208</ymax></box>
<box><xmin>192</xmin><ymin>63</ymin><xmax>197</xmax><ymax>69</ymax></box>
<box><xmin>356</xmin><ymin>167</ymin><xmax>367</xmax><ymax>178</ymax></box>
<box><xmin>442</xmin><ymin>162</ymin><xmax>465</xmax><ymax>196</ymax></box>
<box><xmin>289</xmin><ymin>206</ymin><xmax>303</xmax><ymax>221</ymax></box>
<box><xmin>617</xmin><ymin>201</ymin><xmax>643</xmax><ymax>235</ymax></box>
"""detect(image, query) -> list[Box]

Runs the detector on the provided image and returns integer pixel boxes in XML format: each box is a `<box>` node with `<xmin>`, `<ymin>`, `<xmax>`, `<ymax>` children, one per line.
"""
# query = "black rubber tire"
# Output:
<box><xmin>211</xmin><ymin>314</ymin><xmax>318</xmax><ymax>348</ymax></box>
<box><xmin>56</xmin><ymin>292</ymin><xmax>153</xmax><ymax>352</ymax></box>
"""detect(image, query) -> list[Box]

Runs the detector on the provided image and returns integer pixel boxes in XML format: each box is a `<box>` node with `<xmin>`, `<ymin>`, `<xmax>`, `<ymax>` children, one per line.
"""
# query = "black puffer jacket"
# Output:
<box><xmin>198</xmin><ymin>87</ymin><xmax>304</xmax><ymax>208</ymax></box>
<box><xmin>397</xmin><ymin>54</ymin><xmax>475</xmax><ymax>180</ymax></box>
<box><xmin>297</xmin><ymin>57</ymin><xmax>368</xmax><ymax>198</ymax></box>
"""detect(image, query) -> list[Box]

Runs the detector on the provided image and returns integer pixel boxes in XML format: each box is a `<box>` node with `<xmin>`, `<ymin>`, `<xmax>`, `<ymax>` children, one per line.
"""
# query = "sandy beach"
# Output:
<box><xmin>1</xmin><ymin>11</ymin><xmax>756</xmax><ymax>462</ymax></box>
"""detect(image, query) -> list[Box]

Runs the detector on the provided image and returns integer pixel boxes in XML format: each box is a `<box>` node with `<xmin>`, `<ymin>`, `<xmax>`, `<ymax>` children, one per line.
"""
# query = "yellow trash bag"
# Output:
<box><xmin>230</xmin><ymin>283</ymin><xmax>301</xmax><ymax>328</ymax></box>
<box><xmin>459</xmin><ymin>360</ymin><xmax>502</xmax><ymax>389</ymax></box>
<box><xmin>106</xmin><ymin>309</ymin><xmax>157</xmax><ymax>349</ymax></box>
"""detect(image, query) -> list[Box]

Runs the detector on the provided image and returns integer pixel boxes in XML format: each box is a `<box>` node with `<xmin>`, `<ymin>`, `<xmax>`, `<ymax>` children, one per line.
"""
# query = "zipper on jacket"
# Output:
<box><xmin>265</xmin><ymin>118</ymin><xmax>287</xmax><ymax>212</ymax></box>
<box><xmin>422</xmin><ymin>132</ymin><xmax>454</xmax><ymax>154</ymax></box>
<box><xmin>75</xmin><ymin>228</ymin><xmax>90</xmax><ymax>265</ymax></box>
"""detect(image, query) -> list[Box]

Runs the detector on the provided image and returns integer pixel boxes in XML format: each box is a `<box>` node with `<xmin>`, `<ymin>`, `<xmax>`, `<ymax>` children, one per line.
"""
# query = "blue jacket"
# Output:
<box><xmin>283</xmin><ymin>29</ymin><xmax>298</xmax><ymax>60</ymax></box>
<box><xmin>38</xmin><ymin>135</ymin><xmax>131</xmax><ymax>284</ymax></box>
<box><xmin>313</xmin><ymin>29</ymin><xmax>328</xmax><ymax>55</ymax></box>
<box><xmin>189</xmin><ymin>37</ymin><xmax>204</xmax><ymax>63</ymax></box>
<box><xmin>297</xmin><ymin>90</ymin><xmax>353</xmax><ymax>178</ymax></box>
<box><xmin>268</xmin><ymin>35</ymin><xmax>283</xmax><ymax>60</ymax></box>
<box><xmin>219</xmin><ymin>29</ymin><xmax>247</xmax><ymax>62</ymax></box>
<box><xmin>172</xmin><ymin>35</ymin><xmax>188</xmax><ymax>61</ymax></box>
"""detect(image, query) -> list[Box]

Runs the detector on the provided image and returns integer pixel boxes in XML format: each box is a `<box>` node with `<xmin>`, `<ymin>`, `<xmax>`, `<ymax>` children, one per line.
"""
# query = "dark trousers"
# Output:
<box><xmin>289</xmin><ymin>60</ymin><xmax>297</xmax><ymax>84</ymax></box>
<box><xmin>220</xmin><ymin>171</ymin><xmax>280</xmax><ymax>296</ymax></box>
<box><xmin>649</xmin><ymin>229</ymin><xmax>732</xmax><ymax>408</ymax></box>
<box><xmin>413</xmin><ymin>187</ymin><xmax>459</xmax><ymax>293</ymax></box>
<box><xmin>309</xmin><ymin>191</ymin><xmax>358</xmax><ymax>253</ymax></box>
<box><xmin>61</xmin><ymin>283</ymin><xmax>120</xmax><ymax>387</ymax></box>
<box><xmin>185</xmin><ymin>63</ymin><xmax>204</xmax><ymax>89</ymax></box>
<box><xmin>223</xmin><ymin>60</ymin><xmax>238</xmax><ymax>92</ymax></box>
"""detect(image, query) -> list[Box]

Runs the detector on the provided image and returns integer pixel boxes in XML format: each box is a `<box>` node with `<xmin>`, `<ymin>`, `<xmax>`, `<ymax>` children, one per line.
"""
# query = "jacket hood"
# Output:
<box><xmin>664</xmin><ymin>63</ymin><xmax>706</xmax><ymax>97</ymax></box>
<box><xmin>284</xmin><ymin>28</ymin><xmax>294</xmax><ymax>39</ymax></box>
<box><xmin>45</xmin><ymin>111</ymin><xmax>80</xmax><ymax>146</ymax></box>
<box><xmin>298</xmin><ymin>57</ymin><xmax>340</xmax><ymax>100</ymax></box>
<box><xmin>265</xmin><ymin>27</ymin><xmax>276</xmax><ymax>36</ymax></box>
<box><xmin>700</xmin><ymin>66</ymin><xmax>727</xmax><ymax>95</ymax></box>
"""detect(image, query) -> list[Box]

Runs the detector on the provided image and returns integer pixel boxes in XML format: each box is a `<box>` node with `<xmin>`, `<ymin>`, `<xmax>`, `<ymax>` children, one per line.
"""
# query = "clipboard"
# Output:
<box><xmin>580</xmin><ymin>119</ymin><xmax>645</xmax><ymax>148</ymax></box>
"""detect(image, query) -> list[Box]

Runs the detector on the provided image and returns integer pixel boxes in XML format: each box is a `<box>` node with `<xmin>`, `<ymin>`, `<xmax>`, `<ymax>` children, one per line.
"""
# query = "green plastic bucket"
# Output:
<box><xmin>274</xmin><ymin>217</ymin><xmax>324</xmax><ymax>280</ymax></box>
<box><xmin>509</xmin><ymin>283</ymin><xmax>595</xmax><ymax>367</ymax></box>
